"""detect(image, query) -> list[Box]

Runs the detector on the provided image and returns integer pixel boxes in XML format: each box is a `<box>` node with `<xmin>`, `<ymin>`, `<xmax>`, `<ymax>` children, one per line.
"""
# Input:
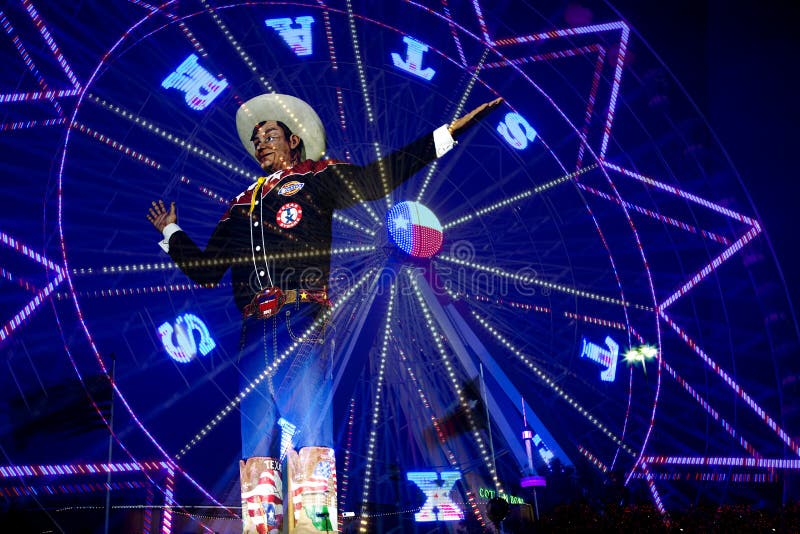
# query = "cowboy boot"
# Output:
<box><xmin>287</xmin><ymin>447</ymin><xmax>337</xmax><ymax>533</ymax></box>
<box><xmin>240</xmin><ymin>456</ymin><xmax>284</xmax><ymax>534</ymax></box>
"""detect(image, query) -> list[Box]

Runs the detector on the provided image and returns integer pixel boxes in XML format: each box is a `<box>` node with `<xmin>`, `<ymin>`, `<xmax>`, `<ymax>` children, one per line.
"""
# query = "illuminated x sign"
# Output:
<box><xmin>405</xmin><ymin>471</ymin><xmax>464</xmax><ymax>522</ymax></box>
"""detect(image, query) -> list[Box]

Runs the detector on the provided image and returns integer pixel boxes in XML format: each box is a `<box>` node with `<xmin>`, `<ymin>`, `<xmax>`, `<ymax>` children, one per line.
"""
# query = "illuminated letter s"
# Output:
<box><xmin>497</xmin><ymin>112</ymin><xmax>537</xmax><ymax>150</ymax></box>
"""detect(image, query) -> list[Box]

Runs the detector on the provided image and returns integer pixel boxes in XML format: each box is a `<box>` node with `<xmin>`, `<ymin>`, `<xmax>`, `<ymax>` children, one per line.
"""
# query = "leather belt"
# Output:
<box><xmin>243</xmin><ymin>287</ymin><xmax>330</xmax><ymax>319</ymax></box>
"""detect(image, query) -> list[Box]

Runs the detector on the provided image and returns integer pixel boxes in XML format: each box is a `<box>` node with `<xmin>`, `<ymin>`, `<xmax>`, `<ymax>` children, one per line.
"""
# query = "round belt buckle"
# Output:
<box><xmin>256</xmin><ymin>287</ymin><xmax>284</xmax><ymax>317</ymax></box>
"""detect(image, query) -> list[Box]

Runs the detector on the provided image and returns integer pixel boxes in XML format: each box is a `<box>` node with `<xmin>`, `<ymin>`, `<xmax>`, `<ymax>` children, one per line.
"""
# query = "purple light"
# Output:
<box><xmin>660</xmin><ymin>311</ymin><xmax>799</xmax><ymax>456</ymax></box>
<box><xmin>0</xmin><ymin>480</ymin><xmax>149</xmax><ymax>497</ymax></box>
<box><xmin>520</xmin><ymin>476</ymin><xmax>546</xmax><ymax>488</ymax></box>
<box><xmin>577</xmin><ymin>183</ymin><xmax>731</xmax><ymax>245</ymax></box>
<box><xmin>0</xmin><ymin>76</ymin><xmax>77</xmax><ymax>102</ymax></box>
<box><xmin>642</xmin><ymin>457</ymin><xmax>800</xmax><ymax>470</ymax></box>
<box><xmin>22</xmin><ymin>0</ymin><xmax>81</xmax><ymax>90</ymax></box>
<box><xmin>577</xmin><ymin>445</ymin><xmax>608</xmax><ymax>473</ymax></box>
<box><xmin>0</xmin><ymin>118</ymin><xmax>66</xmax><ymax>131</ymax></box>
<box><xmin>0</xmin><ymin>461</ymin><xmax>170</xmax><ymax>479</ymax></box>
<box><xmin>0</xmin><ymin>231</ymin><xmax>65</xmax><ymax>344</ymax></box>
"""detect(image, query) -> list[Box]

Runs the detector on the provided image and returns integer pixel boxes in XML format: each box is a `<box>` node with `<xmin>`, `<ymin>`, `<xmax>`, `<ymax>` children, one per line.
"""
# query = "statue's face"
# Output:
<box><xmin>251</xmin><ymin>120</ymin><xmax>299</xmax><ymax>172</ymax></box>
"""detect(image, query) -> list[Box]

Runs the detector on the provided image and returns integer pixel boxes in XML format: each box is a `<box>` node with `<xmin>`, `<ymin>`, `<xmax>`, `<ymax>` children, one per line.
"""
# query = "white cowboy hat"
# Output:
<box><xmin>235</xmin><ymin>93</ymin><xmax>326</xmax><ymax>162</ymax></box>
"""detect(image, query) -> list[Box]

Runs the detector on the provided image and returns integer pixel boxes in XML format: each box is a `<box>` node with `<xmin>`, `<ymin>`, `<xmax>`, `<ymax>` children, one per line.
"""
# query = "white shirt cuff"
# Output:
<box><xmin>433</xmin><ymin>124</ymin><xmax>457</xmax><ymax>158</ymax></box>
<box><xmin>158</xmin><ymin>223</ymin><xmax>182</xmax><ymax>253</ymax></box>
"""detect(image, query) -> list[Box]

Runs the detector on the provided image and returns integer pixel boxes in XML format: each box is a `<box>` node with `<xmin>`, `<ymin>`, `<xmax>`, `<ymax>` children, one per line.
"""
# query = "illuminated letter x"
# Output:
<box><xmin>405</xmin><ymin>471</ymin><xmax>464</xmax><ymax>522</ymax></box>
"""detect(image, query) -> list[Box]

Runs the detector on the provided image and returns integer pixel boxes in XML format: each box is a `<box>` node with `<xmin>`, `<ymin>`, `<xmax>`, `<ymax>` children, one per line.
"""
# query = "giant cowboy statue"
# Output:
<box><xmin>147</xmin><ymin>93</ymin><xmax>502</xmax><ymax>533</ymax></box>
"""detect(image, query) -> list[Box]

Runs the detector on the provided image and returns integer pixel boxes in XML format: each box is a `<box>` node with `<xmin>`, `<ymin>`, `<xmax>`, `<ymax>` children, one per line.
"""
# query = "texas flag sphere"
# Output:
<box><xmin>386</xmin><ymin>201</ymin><xmax>443</xmax><ymax>258</ymax></box>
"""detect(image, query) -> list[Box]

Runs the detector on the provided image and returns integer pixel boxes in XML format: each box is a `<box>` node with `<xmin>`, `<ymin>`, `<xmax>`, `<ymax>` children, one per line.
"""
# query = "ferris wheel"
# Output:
<box><xmin>1</xmin><ymin>1</ymin><xmax>798</xmax><ymax>531</ymax></box>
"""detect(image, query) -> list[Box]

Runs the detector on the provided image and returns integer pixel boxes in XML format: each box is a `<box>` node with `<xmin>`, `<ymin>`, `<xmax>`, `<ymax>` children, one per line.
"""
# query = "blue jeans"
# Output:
<box><xmin>238</xmin><ymin>302</ymin><xmax>333</xmax><ymax>459</ymax></box>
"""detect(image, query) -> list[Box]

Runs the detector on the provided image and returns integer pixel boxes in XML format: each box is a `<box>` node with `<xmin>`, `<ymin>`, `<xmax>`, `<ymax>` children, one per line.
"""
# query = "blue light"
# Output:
<box><xmin>161</xmin><ymin>54</ymin><xmax>228</xmax><ymax>111</ymax></box>
<box><xmin>158</xmin><ymin>313</ymin><xmax>216</xmax><ymax>363</ymax></box>
<box><xmin>265</xmin><ymin>16</ymin><xmax>315</xmax><ymax>57</ymax></box>
<box><xmin>497</xmin><ymin>112</ymin><xmax>537</xmax><ymax>150</ymax></box>
<box><xmin>391</xmin><ymin>36</ymin><xmax>436</xmax><ymax>81</ymax></box>
<box><xmin>579</xmin><ymin>335</ymin><xmax>619</xmax><ymax>382</ymax></box>
<box><xmin>406</xmin><ymin>471</ymin><xmax>464</xmax><ymax>522</ymax></box>
<box><xmin>531</xmin><ymin>433</ymin><xmax>555</xmax><ymax>464</ymax></box>
<box><xmin>277</xmin><ymin>417</ymin><xmax>296</xmax><ymax>458</ymax></box>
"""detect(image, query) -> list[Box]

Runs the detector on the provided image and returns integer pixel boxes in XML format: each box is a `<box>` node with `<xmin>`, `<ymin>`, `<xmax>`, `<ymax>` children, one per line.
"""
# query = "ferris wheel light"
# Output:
<box><xmin>19</xmin><ymin>1</ymin><xmax>790</xmax><ymax>521</ymax></box>
<box><xmin>387</xmin><ymin>201</ymin><xmax>443</xmax><ymax>258</ymax></box>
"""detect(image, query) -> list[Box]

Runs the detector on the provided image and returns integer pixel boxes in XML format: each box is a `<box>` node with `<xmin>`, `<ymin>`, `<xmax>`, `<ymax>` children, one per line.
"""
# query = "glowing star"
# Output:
<box><xmin>623</xmin><ymin>344</ymin><xmax>658</xmax><ymax>373</ymax></box>
<box><xmin>266</xmin><ymin>503</ymin><xmax>277</xmax><ymax>525</ymax></box>
<box><xmin>393</xmin><ymin>215</ymin><xmax>410</xmax><ymax>230</ymax></box>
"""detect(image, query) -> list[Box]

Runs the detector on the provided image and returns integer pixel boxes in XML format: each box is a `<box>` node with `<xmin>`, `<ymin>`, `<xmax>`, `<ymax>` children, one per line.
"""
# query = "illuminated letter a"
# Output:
<box><xmin>265</xmin><ymin>16</ymin><xmax>315</xmax><ymax>57</ymax></box>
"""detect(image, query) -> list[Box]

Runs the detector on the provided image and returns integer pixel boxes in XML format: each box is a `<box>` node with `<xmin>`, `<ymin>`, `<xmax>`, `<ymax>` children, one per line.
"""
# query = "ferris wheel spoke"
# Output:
<box><xmin>434</xmin><ymin>254</ymin><xmax>649</xmax><ymax>310</ymax></box>
<box><xmin>439</xmin><ymin>286</ymin><xmax>631</xmax><ymax>408</ymax></box>
<box><xmin>344</xmin><ymin>0</ymin><xmax>393</xmax><ymax>212</ymax></box>
<box><xmin>415</xmin><ymin>47</ymin><xmax>492</xmax><ymax>202</ymax></box>
<box><xmin>332</xmin><ymin>211</ymin><xmax>377</xmax><ymax>240</ymax></box>
<box><xmin>356</xmin><ymin>280</ymin><xmax>397</xmax><ymax>532</ymax></box>
<box><xmin>197</xmin><ymin>0</ymin><xmax>275</xmax><ymax>93</ymax></box>
<box><xmin>86</xmin><ymin>94</ymin><xmax>257</xmax><ymax>181</ymax></box>
<box><xmin>407</xmin><ymin>268</ymin><xmax>508</xmax><ymax>494</ymax></box>
<box><xmin>442</xmin><ymin>163</ymin><xmax>598</xmax><ymax>230</ymax></box>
